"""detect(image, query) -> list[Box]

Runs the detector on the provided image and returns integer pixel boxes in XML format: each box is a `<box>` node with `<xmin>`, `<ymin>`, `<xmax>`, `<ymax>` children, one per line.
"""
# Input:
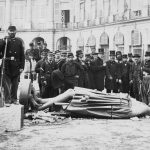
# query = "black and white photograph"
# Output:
<box><xmin>0</xmin><ymin>0</ymin><xmax>150</xmax><ymax>149</ymax></box>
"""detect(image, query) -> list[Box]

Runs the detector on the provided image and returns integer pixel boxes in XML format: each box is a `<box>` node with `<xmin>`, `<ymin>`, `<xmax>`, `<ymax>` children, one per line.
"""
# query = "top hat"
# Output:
<box><xmin>76</xmin><ymin>50</ymin><xmax>83</xmax><ymax>56</ymax></box>
<box><xmin>145</xmin><ymin>51</ymin><xmax>150</xmax><ymax>57</ymax></box>
<box><xmin>8</xmin><ymin>26</ymin><xmax>16</xmax><ymax>31</ymax></box>
<box><xmin>116</xmin><ymin>51</ymin><xmax>122</xmax><ymax>56</ymax></box>
<box><xmin>55</xmin><ymin>50</ymin><xmax>61</xmax><ymax>54</ymax></box>
<box><xmin>109</xmin><ymin>50</ymin><xmax>116</xmax><ymax>56</ymax></box>
<box><xmin>133</xmin><ymin>54</ymin><xmax>141</xmax><ymax>58</ymax></box>
<box><xmin>122</xmin><ymin>54</ymin><xmax>128</xmax><ymax>59</ymax></box>
<box><xmin>128</xmin><ymin>53</ymin><xmax>133</xmax><ymax>57</ymax></box>
<box><xmin>92</xmin><ymin>52</ymin><xmax>98</xmax><ymax>55</ymax></box>
<box><xmin>98</xmin><ymin>48</ymin><xmax>104</xmax><ymax>54</ymax></box>
<box><xmin>41</xmin><ymin>51</ymin><xmax>47</xmax><ymax>56</ymax></box>
<box><xmin>68</xmin><ymin>52</ymin><xmax>74</xmax><ymax>57</ymax></box>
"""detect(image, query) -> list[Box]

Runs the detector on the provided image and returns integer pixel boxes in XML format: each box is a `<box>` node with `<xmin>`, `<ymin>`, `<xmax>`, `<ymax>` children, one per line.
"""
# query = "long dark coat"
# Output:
<box><xmin>0</xmin><ymin>38</ymin><xmax>25</xmax><ymax>77</ymax></box>
<box><xmin>130</xmin><ymin>62</ymin><xmax>143</xmax><ymax>101</ymax></box>
<box><xmin>121</xmin><ymin>61</ymin><xmax>130</xmax><ymax>93</ymax></box>
<box><xmin>105</xmin><ymin>60</ymin><xmax>118</xmax><ymax>91</ymax></box>
<box><xmin>61</xmin><ymin>60</ymin><xmax>81</xmax><ymax>90</ymax></box>
<box><xmin>74</xmin><ymin>58</ymin><xmax>88</xmax><ymax>88</ymax></box>
<box><xmin>41</xmin><ymin>60</ymin><xmax>58</xmax><ymax>98</ymax></box>
<box><xmin>90</xmin><ymin>57</ymin><xmax>105</xmax><ymax>91</ymax></box>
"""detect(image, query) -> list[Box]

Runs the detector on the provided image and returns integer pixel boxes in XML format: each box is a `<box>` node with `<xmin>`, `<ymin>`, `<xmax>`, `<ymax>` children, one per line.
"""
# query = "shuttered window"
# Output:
<box><xmin>11</xmin><ymin>0</ymin><xmax>26</xmax><ymax>29</ymax></box>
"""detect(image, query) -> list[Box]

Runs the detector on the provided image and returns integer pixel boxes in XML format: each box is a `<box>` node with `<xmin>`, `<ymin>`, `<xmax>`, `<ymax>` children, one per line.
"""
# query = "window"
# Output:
<box><xmin>0</xmin><ymin>3</ymin><xmax>5</xmax><ymax>29</ymax></box>
<box><xmin>91</xmin><ymin>0</ymin><xmax>96</xmax><ymax>20</ymax></box>
<box><xmin>80</xmin><ymin>2</ymin><xmax>84</xmax><ymax>21</ymax></box>
<box><xmin>11</xmin><ymin>0</ymin><xmax>26</xmax><ymax>29</ymax></box>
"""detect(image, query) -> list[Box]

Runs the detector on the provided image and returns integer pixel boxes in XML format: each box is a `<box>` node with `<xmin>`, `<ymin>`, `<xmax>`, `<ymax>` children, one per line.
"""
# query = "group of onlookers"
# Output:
<box><xmin>1</xmin><ymin>25</ymin><xmax>150</xmax><ymax>106</ymax></box>
<box><xmin>25</xmin><ymin>41</ymin><xmax>150</xmax><ymax>105</ymax></box>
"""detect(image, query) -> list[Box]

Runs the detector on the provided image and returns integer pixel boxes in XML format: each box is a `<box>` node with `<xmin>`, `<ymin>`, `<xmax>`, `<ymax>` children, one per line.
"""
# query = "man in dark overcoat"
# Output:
<box><xmin>0</xmin><ymin>26</ymin><xmax>25</xmax><ymax>103</ymax></box>
<box><xmin>121</xmin><ymin>54</ymin><xmax>130</xmax><ymax>93</ymax></box>
<box><xmin>116</xmin><ymin>51</ymin><xmax>123</xmax><ymax>93</ymax></box>
<box><xmin>90</xmin><ymin>48</ymin><xmax>106</xmax><ymax>91</ymax></box>
<box><xmin>75</xmin><ymin>50</ymin><xmax>88</xmax><ymax>88</ymax></box>
<box><xmin>105</xmin><ymin>51</ymin><xmax>118</xmax><ymax>93</ymax></box>
<box><xmin>41</xmin><ymin>51</ymin><xmax>57</xmax><ymax>98</ymax></box>
<box><xmin>127</xmin><ymin>53</ymin><xmax>134</xmax><ymax>97</ymax></box>
<box><xmin>35</xmin><ymin>51</ymin><xmax>47</xmax><ymax>97</ymax></box>
<box><xmin>129</xmin><ymin>54</ymin><xmax>143</xmax><ymax>101</ymax></box>
<box><xmin>61</xmin><ymin>52</ymin><xmax>83</xmax><ymax>90</ymax></box>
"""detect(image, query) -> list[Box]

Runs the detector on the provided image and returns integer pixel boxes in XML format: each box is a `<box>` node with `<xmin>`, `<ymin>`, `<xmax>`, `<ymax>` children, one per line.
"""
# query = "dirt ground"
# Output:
<box><xmin>0</xmin><ymin>118</ymin><xmax>150</xmax><ymax>150</ymax></box>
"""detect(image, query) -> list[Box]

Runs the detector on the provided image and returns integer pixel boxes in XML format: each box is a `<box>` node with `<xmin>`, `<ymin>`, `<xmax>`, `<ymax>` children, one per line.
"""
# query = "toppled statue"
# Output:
<box><xmin>20</xmin><ymin>84</ymin><xmax>150</xmax><ymax>119</ymax></box>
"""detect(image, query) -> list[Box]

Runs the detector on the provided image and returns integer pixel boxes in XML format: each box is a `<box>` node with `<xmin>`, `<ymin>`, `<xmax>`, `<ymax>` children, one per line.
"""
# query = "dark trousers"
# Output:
<box><xmin>4</xmin><ymin>75</ymin><xmax>19</xmax><ymax>103</ymax></box>
<box><xmin>106</xmin><ymin>89</ymin><xmax>118</xmax><ymax>93</ymax></box>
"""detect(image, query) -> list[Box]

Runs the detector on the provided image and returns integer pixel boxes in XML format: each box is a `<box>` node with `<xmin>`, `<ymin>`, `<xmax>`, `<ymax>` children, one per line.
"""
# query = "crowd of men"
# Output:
<box><xmin>25</xmin><ymin>40</ymin><xmax>150</xmax><ymax>106</ymax></box>
<box><xmin>0</xmin><ymin>26</ymin><xmax>150</xmax><ymax>106</ymax></box>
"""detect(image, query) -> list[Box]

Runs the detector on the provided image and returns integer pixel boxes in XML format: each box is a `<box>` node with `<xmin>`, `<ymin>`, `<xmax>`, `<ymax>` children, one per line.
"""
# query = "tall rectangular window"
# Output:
<box><xmin>91</xmin><ymin>0</ymin><xmax>96</xmax><ymax>20</ymax></box>
<box><xmin>11</xmin><ymin>0</ymin><xmax>26</xmax><ymax>29</ymax></box>
<box><xmin>0</xmin><ymin>2</ymin><xmax>5</xmax><ymax>29</ymax></box>
<box><xmin>80</xmin><ymin>2</ymin><xmax>84</xmax><ymax>21</ymax></box>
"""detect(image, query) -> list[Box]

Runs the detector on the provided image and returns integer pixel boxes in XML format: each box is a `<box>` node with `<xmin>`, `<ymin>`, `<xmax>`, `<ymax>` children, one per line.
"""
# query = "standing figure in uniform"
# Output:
<box><xmin>127</xmin><ymin>53</ymin><xmax>134</xmax><ymax>97</ymax></box>
<box><xmin>90</xmin><ymin>48</ymin><xmax>106</xmax><ymax>91</ymax></box>
<box><xmin>116</xmin><ymin>51</ymin><xmax>123</xmax><ymax>93</ymax></box>
<box><xmin>75</xmin><ymin>50</ymin><xmax>88</xmax><ymax>88</ymax></box>
<box><xmin>105</xmin><ymin>51</ymin><xmax>118</xmax><ymax>93</ymax></box>
<box><xmin>130</xmin><ymin>54</ymin><xmax>143</xmax><ymax>101</ymax></box>
<box><xmin>41</xmin><ymin>52</ymin><xmax>57</xmax><ymax>98</ymax></box>
<box><xmin>61</xmin><ymin>52</ymin><xmax>81</xmax><ymax>91</ymax></box>
<box><xmin>35</xmin><ymin>51</ymin><xmax>47</xmax><ymax>97</ymax></box>
<box><xmin>85</xmin><ymin>53</ymin><xmax>94</xmax><ymax>89</ymax></box>
<box><xmin>142</xmin><ymin>51</ymin><xmax>150</xmax><ymax>105</ymax></box>
<box><xmin>121</xmin><ymin>54</ymin><xmax>130</xmax><ymax>93</ymax></box>
<box><xmin>0</xmin><ymin>26</ymin><xmax>25</xmax><ymax>104</ymax></box>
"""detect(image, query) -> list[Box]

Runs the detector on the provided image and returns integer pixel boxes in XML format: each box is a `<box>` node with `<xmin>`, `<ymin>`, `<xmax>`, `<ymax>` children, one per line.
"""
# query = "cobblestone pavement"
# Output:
<box><xmin>0</xmin><ymin>118</ymin><xmax>150</xmax><ymax>150</ymax></box>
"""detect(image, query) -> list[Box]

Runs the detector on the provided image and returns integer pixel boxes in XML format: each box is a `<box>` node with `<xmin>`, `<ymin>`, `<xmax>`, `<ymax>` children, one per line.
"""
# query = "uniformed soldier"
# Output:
<box><xmin>141</xmin><ymin>51</ymin><xmax>150</xmax><ymax>105</ymax></box>
<box><xmin>0</xmin><ymin>26</ymin><xmax>25</xmax><ymax>104</ymax></box>
<box><xmin>75</xmin><ymin>50</ymin><xmax>88</xmax><ymax>88</ymax></box>
<box><xmin>130</xmin><ymin>54</ymin><xmax>143</xmax><ymax>101</ymax></box>
<box><xmin>41</xmin><ymin>51</ymin><xmax>58</xmax><ymax>98</ymax></box>
<box><xmin>121</xmin><ymin>54</ymin><xmax>130</xmax><ymax>93</ymax></box>
<box><xmin>127</xmin><ymin>53</ymin><xmax>134</xmax><ymax>97</ymax></box>
<box><xmin>25</xmin><ymin>42</ymin><xmax>40</xmax><ymax>62</ymax></box>
<box><xmin>143</xmin><ymin>51</ymin><xmax>150</xmax><ymax>75</ymax></box>
<box><xmin>61</xmin><ymin>52</ymin><xmax>81</xmax><ymax>90</ymax></box>
<box><xmin>105</xmin><ymin>51</ymin><xmax>118</xmax><ymax>93</ymax></box>
<box><xmin>42</xmin><ymin>42</ymin><xmax>50</xmax><ymax>55</ymax></box>
<box><xmin>85</xmin><ymin>53</ymin><xmax>94</xmax><ymax>89</ymax></box>
<box><xmin>35</xmin><ymin>51</ymin><xmax>47</xmax><ymax>97</ymax></box>
<box><xmin>116</xmin><ymin>51</ymin><xmax>123</xmax><ymax>93</ymax></box>
<box><xmin>90</xmin><ymin>48</ymin><xmax>106</xmax><ymax>91</ymax></box>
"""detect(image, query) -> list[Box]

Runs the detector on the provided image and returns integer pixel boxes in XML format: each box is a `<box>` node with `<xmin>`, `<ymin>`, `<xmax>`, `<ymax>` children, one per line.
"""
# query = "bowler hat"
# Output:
<box><xmin>76</xmin><ymin>50</ymin><xmax>83</xmax><ymax>56</ymax></box>
<box><xmin>92</xmin><ymin>52</ymin><xmax>98</xmax><ymax>55</ymax></box>
<box><xmin>41</xmin><ymin>51</ymin><xmax>47</xmax><ymax>56</ymax></box>
<box><xmin>133</xmin><ymin>54</ymin><xmax>141</xmax><ymax>58</ymax></box>
<box><xmin>128</xmin><ymin>53</ymin><xmax>133</xmax><ymax>57</ymax></box>
<box><xmin>8</xmin><ymin>26</ymin><xmax>16</xmax><ymax>31</ymax></box>
<box><xmin>145</xmin><ymin>51</ymin><xmax>150</xmax><ymax>57</ymax></box>
<box><xmin>98</xmin><ymin>48</ymin><xmax>104</xmax><ymax>54</ymax></box>
<box><xmin>68</xmin><ymin>52</ymin><xmax>74</xmax><ymax>57</ymax></box>
<box><xmin>109</xmin><ymin>50</ymin><xmax>115</xmax><ymax>56</ymax></box>
<box><xmin>122</xmin><ymin>54</ymin><xmax>128</xmax><ymax>59</ymax></box>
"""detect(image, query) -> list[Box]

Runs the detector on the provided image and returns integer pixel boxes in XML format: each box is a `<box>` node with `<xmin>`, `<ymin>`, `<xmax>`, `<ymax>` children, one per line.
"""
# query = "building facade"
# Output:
<box><xmin>0</xmin><ymin>0</ymin><xmax>150</xmax><ymax>59</ymax></box>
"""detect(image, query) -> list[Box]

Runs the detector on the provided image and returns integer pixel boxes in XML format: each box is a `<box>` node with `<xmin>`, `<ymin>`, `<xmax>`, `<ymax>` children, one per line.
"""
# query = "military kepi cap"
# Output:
<box><xmin>122</xmin><ymin>54</ymin><xmax>128</xmax><ymax>59</ymax></box>
<box><xmin>109</xmin><ymin>50</ymin><xmax>115</xmax><ymax>56</ymax></box>
<box><xmin>145</xmin><ymin>51</ymin><xmax>150</xmax><ymax>57</ymax></box>
<box><xmin>128</xmin><ymin>53</ymin><xmax>133</xmax><ymax>57</ymax></box>
<box><xmin>98</xmin><ymin>48</ymin><xmax>104</xmax><ymax>54</ymax></box>
<box><xmin>8</xmin><ymin>26</ymin><xmax>16</xmax><ymax>31</ymax></box>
